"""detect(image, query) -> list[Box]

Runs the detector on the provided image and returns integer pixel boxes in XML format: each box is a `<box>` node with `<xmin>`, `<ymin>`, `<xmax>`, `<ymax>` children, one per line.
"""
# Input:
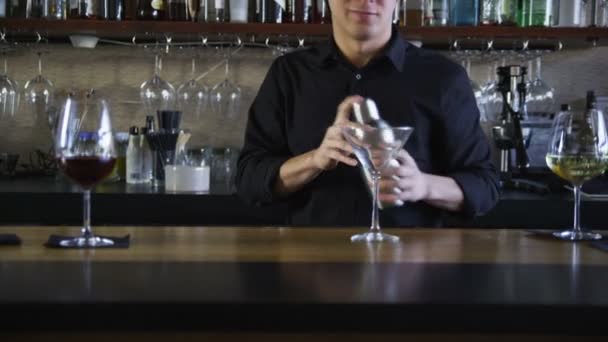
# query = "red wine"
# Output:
<box><xmin>58</xmin><ymin>156</ymin><xmax>117</xmax><ymax>189</ymax></box>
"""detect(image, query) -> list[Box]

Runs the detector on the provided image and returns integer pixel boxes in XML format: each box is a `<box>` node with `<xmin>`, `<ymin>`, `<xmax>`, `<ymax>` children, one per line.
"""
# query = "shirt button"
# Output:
<box><xmin>355</xmin><ymin>73</ymin><xmax>362</xmax><ymax>80</ymax></box>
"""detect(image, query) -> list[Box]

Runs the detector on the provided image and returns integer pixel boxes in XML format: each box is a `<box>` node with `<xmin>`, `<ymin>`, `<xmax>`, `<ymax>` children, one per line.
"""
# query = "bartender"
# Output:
<box><xmin>236</xmin><ymin>0</ymin><xmax>499</xmax><ymax>227</ymax></box>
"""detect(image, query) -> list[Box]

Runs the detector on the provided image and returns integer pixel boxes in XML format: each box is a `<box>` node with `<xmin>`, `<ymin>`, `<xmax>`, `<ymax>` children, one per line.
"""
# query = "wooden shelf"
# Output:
<box><xmin>1</xmin><ymin>18</ymin><xmax>608</xmax><ymax>43</ymax></box>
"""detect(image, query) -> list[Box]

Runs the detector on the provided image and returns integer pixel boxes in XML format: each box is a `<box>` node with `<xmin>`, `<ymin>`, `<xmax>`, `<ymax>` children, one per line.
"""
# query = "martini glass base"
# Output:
<box><xmin>59</xmin><ymin>236</ymin><xmax>115</xmax><ymax>247</ymax></box>
<box><xmin>350</xmin><ymin>232</ymin><xmax>400</xmax><ymax>243</ymax></box>
<box><xmin>552</xmin><ymin>230</ymin><xmax>602</xmax><ymax>241</ymax></box>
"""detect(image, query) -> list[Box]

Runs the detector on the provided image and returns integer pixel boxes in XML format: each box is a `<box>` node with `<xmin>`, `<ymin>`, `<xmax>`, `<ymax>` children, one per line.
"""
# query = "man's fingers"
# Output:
<box><xmin>330</xmin><ymin>150</ymin><xmax>358</xmax><ymax>166</ymax></box>
<box><xmin>395</xmin><ymin>149</ymin><xmax>415</xmax><ymax>166</ymax></box>
<box><xmin>334</xmin><ymin>95</ymin><xmax>364</xmax><ymax>125</ymax></box>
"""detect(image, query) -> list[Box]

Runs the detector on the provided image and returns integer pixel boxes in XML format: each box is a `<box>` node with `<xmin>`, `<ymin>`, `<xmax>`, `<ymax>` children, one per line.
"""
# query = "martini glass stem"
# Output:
<box><xmin>370</xmin><ymin>172</ymin><xmax>381</xmax><ymax>232</ymax></box>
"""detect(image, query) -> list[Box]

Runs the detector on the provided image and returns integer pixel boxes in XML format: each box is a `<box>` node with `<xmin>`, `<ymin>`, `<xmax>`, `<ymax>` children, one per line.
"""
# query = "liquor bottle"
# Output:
<box><xmin>292</xmin><ymin>0</ymin><xmax>312</xmax><ymax>23</ymax></box>
<box><xmin>43</xmin><ymin>0</ymin><xmax>67</xmax><ymax>20</ymax></box>
<box><xmin>406</xmin><ymin>0</ymin><xmax>424</xmax><ymax>26</ymax></box>
<box><xmin>186</xmin><ymin>0</ymin><xmax>198</xmax><ymax>21</ymax></box>
<box><xmin>424</xmin><ymin>0</ymin><xmax>449</xmax><ymax>26</ymax></box>
<box><xmin>500</xmin><ymin>0</ymin><xmax>517</xmax><ymax>25</ymax></box>
<box><xmin>450</xmin><ymin>0</ymin><xmax>480</xmax><ymax>26</ymax></box>
<box><xmin>517</xmin><ymin>0</ymin><xmax>553</xmax><ymax>27</ymax></box>
<box><xmin>68</xmin><ymin>0</ymin><xmax>78</xmax><ymax>17</ymax></box>
<box><xmin>314</xmin><ymin>0</ymin><xmax>329</xmax><ymax>23</ymax></box>
<box><xmin>197</xmin><ymin>0</ymin><xmax>206</xmax><ymax>21</ymax></box>
<box><xmin>101</xmin><ymin>0</ymin><xmax>125</xmax><ymax>20</ymax></box>
<box><xmin>168</xmin><ymin>0</ymin><xmax>188</xmax><ymax>20</ymax></box>
<box><xmin>78</xmin><ymin>0</ymin><xmax>99</xmax><ymax>19</ymax></box>
<box><xmin>26</xmin><ymin>0</ymin><xmax>44</xmax><ymax>18</ymax></box>
<box><xmin>137</xmin><ymin>0</ymin><xmax>164</xmax><ymax>20</ymax></box>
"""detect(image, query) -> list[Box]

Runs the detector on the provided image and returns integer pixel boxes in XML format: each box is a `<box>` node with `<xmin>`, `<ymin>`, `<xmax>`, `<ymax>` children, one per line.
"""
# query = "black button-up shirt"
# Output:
<box><xmin>236</xmin><ymin>29</ymin><xmax>500</xmax><ymax>227</ymax></box>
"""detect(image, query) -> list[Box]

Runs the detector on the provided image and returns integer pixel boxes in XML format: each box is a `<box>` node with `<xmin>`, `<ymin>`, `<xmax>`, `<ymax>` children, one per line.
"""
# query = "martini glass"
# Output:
<box><xmin>342</xmin><ymin>126</ymin><xmax>414</xmax><ymax>243</ymax></box>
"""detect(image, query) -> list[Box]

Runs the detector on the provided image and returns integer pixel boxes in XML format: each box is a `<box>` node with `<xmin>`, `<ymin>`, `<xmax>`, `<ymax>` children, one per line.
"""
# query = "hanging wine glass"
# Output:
<box><xmin>140</xmin><ymin>38</ymin><xmax>176</xmax><ymax>117</ymax></box>
<box><xmin>0</xmin><ymin>34</ymin><xmax>19</xmax><ymax>119</ymax></box>
<box><xmin>481</xmin><ymin>60</ymin><xmax>503</xmax><ymax>122</ymax></box>
<box><xmin>210</xmin><ymin>35</ymin><xmax>241</xmax><ymax>120</ymax></box>
<box><xmin>527</xmin><ymin>55</ymin><xmax>555</xmax><ymax>117</ymax></box>
<box><xmin>462</xmin><ymin>51</ymin><xmax>487</xmax><ymax>122</ymax></box>
<box><xmin>177</xmin><ymin>43</ymin><xmax>209</xmax><ymax>119</ymax></box>
<box><xmin>24</xmin><ymin>33</ymin><xmax>54</xmax><ymax>126</ymax></box>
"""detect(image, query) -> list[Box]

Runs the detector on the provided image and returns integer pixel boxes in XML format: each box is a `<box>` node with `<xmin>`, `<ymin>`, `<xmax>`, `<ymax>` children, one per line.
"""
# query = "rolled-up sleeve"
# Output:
<box><xmin>439</xmin><ymin>66</ymin><xmax>500</xmax><ymax>217</ymax></box>
<box><xmin>236</xmin><ymin>58</ymin><xmax>291</xmax><ymax>205</ymax></box>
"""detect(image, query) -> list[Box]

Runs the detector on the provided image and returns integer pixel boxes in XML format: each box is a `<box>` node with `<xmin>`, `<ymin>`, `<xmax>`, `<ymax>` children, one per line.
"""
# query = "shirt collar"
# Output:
<box><xmin>317</xmin><ymin>26</ymin><xmax>408</xmax><ymax>72</ymax></box>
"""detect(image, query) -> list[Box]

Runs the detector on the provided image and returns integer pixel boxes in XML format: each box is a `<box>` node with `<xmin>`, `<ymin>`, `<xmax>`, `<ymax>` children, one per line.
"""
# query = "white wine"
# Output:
<box><xmin>545</xmin><ymin>154</ymin><xmax>608</xmax><ymax>186</ymax></box>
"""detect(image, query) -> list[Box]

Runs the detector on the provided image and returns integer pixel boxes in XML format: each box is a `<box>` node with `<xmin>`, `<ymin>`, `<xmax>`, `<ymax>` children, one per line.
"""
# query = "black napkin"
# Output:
<box><xmin>0</xmin><ymin>234</ymin><xmax>21</xmax><ymax>246</ymax></box>
<box><xmin>45</xmin><ymin>234</ymin><xmax>130</xmax><ymax>248</ymax></box>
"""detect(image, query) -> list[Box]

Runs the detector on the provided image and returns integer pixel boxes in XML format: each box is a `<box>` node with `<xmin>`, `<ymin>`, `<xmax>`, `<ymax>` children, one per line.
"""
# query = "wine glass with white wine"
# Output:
<box><xmin>545</xmin><ymin>106</ymin><xmax>608</xmax><ymax>241</ymax></box>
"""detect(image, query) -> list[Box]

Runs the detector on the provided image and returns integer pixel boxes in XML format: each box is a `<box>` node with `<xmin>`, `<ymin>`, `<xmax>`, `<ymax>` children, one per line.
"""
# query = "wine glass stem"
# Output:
<box><xmin>154</xmin><ymin>54</ymin><xmax>162</xmax><ymax>77</ymax></box>
<box><xmin>82</xmin><ymin>189</ymin><xmax>93</xmax><ymax>239</ymax></box>
<box><xmin>536</xmin><ymin>57</ymin><xmax>542</xmax><ymax>80</ymax></box>
<box><xmin>573</xmin><ymin>185</ymin><xmax>582</xmax><ymax>233</ymax></box>
<box><xmin>370</xmin><ymin>173</ymin><xmax>381</xmax><ymax>232</ymax></box>
<box><xmin>37</xmin><ymin>53</ymin><xmax>43</xmax><ymax>76</ymax></box>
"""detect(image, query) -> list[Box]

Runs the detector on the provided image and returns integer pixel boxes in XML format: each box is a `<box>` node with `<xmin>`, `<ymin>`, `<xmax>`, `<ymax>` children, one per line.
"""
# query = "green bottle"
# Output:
<box><xmin>517</xmin><ymin>0</ymin><xmax>553</xmax><ymax>27</ymax></box>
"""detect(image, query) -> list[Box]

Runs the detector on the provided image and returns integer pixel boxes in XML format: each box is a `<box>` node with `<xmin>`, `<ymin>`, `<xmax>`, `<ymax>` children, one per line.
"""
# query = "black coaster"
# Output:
<box><xmin>44</xmin><ymin>235</ymin><xmax>130</xmax><ymax>248</ymax></box>
<box><xmin>0</xmin><ymin>234</ymin><xmax>21</xmax><ymax>246</ymax></box>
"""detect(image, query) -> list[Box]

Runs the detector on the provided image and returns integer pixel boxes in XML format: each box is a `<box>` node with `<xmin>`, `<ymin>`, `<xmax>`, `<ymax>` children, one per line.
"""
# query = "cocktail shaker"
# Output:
<box><xmin>351</xmin><ymin>98</ymin><xmax>403</xmax><ymax>208</ymax></box>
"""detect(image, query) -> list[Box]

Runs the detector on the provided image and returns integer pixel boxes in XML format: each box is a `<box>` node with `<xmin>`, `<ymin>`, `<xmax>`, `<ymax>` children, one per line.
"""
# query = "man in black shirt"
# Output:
<box><xmin>236</xmin><ymin>0</ymin><xmax>499</xmax><ymax>227</ymax></box>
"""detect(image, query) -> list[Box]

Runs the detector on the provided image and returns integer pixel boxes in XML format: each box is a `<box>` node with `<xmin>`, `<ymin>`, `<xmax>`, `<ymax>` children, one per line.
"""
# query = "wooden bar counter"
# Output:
<box><xmin>1</xmin><ymin>226</ymin><xmax>608</xmax><ymax>340</ymax></box>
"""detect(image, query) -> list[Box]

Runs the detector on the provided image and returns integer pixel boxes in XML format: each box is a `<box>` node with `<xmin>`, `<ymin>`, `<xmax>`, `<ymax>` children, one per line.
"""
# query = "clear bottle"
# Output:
<box><xmin>450</xmin><ymin>0</ymin><xmax>480</xmax><ymax>26</ymax></box>
<box><xmin>127</xmin><ymin>126</ymin><xmax>145</xmax><ymax>184</ymax></box>
<box><xmin>197</xmin><ymin>0</ymin><xmax>206</xmax><ymax>21</ymax></box>
<box><xmin>424</xmin><ymin>0</ymin><xmax>449</xmax><ymax>26</ymax></box>
<box><xmin>555</xmin><ymin>0</ymin><xmax>581</xmax><ymax>26</ymax></box>
<box><xmin>207</xmin><ymin>0</ymin><xmax>228</xmax><ymax>22</ymax></box>
<box><xmin>481</xmin><ymin>0</ymin><xmax>500</xmax><ymax>25</ymax></box>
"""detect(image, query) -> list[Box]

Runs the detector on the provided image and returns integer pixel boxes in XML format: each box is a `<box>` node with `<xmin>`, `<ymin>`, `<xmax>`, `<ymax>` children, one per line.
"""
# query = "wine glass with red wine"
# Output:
<box><xmin>55</xmin><ymin>90</ymin><xmax>117</xmax><ymax>247</ymax></box>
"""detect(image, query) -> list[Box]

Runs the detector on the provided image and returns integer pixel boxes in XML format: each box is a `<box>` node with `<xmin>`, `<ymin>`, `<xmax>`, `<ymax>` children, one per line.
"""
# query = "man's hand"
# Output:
<box><xmin>378</xmin><ymin>149</ymin><xmax>429</xmax><ymax>206</ymax></box>
<box><xmin>310</xmin><ymin>96</ymin><xmax>363</xmax><ymax>171</ymax></box>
